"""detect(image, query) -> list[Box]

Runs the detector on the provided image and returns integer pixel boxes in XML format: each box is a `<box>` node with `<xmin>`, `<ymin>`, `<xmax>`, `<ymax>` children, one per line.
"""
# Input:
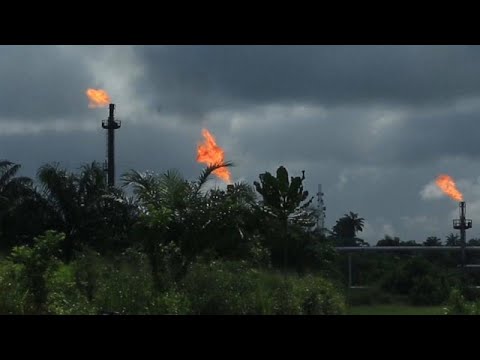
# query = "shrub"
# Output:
<box><xmin>181</xmin><ymin>260</ymin><xmax>346</xmax><ymax>315</ymax></box>
<box><xmin>46</xmin><ymin>264</ymin><xmax>95</xmax><ymax>315</ymax></box>
<box><xmin>346</xmin><ymin>287</ymin><xmax>393</xmax><ymax>306</ymax></box>
<box><xmin>10</xmin><ymin>230</ymin><xmax>65</xmax><ymax>312</ymax></box>
<box><xmin>294</xmin><ymin>275</ymin><xmax>346</xmax><ymax>315</ymax></box>
<box><xmin>444</xmin><ymin>288</ymin><xmax>475</xmax><ymax>315</ymax></box>
<box><xmin>0</xmin><ymin>260</ymin><xmax>30</xmax><ymax>314</ymax></box>
<box><xmin>181</xmin><ymin>260</ymin><xmax>259</xmax><ymax>315</ymax></box>
<box><xmin>92</xmin><ymin>250</ymin><xmax>159</xmax><ymax>315</ymax></box>
<box><xmin>409</xmin><ymin>275</ymin><xmax>448</xmax><ymax>306</ymax></box>
<box><xmin>72</xmin><ymin>248</ymin><xmax>102</xmax><ymax>303</ymax></box>
<box><xmin>380</xmin><ymin>256</ymin><xmax>452</xmax><ymax>305</ymax></box>
<box><xmin>155</xmin><ymin>291</ymin><xmax>191</xmax><ymax>315</ymax></box>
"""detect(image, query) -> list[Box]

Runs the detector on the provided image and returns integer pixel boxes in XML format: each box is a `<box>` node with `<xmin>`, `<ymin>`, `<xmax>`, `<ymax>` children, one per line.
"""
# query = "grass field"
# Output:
<box><xmin>348</xmin><ymin>305</ymin><xmax>446</xmax><ymax>315</ymax></box>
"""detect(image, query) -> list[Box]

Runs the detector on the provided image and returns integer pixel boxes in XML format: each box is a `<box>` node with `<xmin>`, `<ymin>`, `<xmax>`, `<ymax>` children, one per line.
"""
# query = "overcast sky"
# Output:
<box><xmin>3</xmin><ymin>45</ymin><xmax>480</xmax><ymax>244</ymax></box>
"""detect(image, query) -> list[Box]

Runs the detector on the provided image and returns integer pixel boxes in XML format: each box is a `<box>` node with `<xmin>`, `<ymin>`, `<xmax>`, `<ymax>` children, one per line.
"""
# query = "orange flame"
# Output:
<box><xmin>196</xmin><ymin>128</ymin><xmax>232</xmax><ymax>184</ymax></box>
<box><xmin>435</xmin><ymin>174</ymin><xmax>464</xmax><ymax>201</ymax></box>
<box><xmin>85</xmin><ymin>88</ymin><xmax>111</xmax><ymax>108</ymax></box>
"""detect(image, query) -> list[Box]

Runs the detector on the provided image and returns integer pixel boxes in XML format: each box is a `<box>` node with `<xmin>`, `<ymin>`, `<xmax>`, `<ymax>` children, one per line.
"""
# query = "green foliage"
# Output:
<box><xmin>333</xmin><ymin>212</ymin><xmax>365</xmax><ymax>246</ymax></box>
<box><xmin>254</xmin><ymin>166</ymin><xmax>314</xmax><ymax>221</ymax></box>
<box><xmin>293</xmin><ymin>275</ymin><xmax>346</xmax><ymax>315</ymax></box>
<box><xmin>443</xmin><ymin>288</ymin><xmax>480</xmax><ymax>315</ymax></box>
<box><xmin>46</xmin><ymin>264</ymin><xmax>95</xmax><ymax>315</ymax></box>
<box><xmin>36</xmin><ymin>162</ymin><xmax>138</xmax><ymax>260</ymax></box>
<box><xmin>446</xmin><ymin>233</ymin><xmax>461</xmax><ymax>246</ymax></box>
<box><xmin>92</xmin><ymin>250</ymin><xmax>158</xmax><ymax>314</ymax></box>
<box><xmin>376</xmin><ymin>235</ymin><xmax>401</xmax><ymax>247</ymax></box>
<box><xmin>423</xmin><ymin>236</ymin><xmax>442</xmax><ymax>246</ymax></box>
<box><xmin>0</xmin><ymin>260</ymin><xmax>30</xmax><ymax>314</ymax></box>
<box><xmin>246</xmin><ymin>237</ymin><xmax>272</xmax><ymax>268</ymax></box>
<box><xmin>10</xmin><ymin>230</ymin><xmax>64</xmax><ymax>311</ymax></box>
<box><xmin>253</xmin><ymin>166</ymin><xmax>316</xmax><ymax>271</ymax></box>
<box><xmin>182</xmin><ymin>260</ymin><xmax>259</xmax><ymax>315</ymax></box>
<box><xmin>181</xmin><ymin>260</ymin><xmax>346</xmax><ymax>315</ymax></box>
<box><xmin>155</xmin><ymin>291</ymin><xmax>191</xmax><ymax>315</ymax></box>
<box><xmin>379</xmin><ymin>256</ymin><xmax>454</xmax><ymax>305</ymax></box>
<box><xmin>72</xmin><ymin>248</ymin><xmax>102</xmax><ymax>302</ymax></box>
<box><xmin>346</xmin><ymin>287</ymin><xmax>394</xmax><ymax>306</ymax></box>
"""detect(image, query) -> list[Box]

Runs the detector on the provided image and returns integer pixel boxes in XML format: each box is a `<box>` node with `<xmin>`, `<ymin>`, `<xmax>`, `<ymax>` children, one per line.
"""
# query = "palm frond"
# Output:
<box><xmin>0</xmin><ymin>163</ymin><xmax>21</xmax><ymax>189</ymax></box>
<box><xmin>196</xmin><ymin>161</ymin><xmax>234</xmax><ymax>193</ymax></box>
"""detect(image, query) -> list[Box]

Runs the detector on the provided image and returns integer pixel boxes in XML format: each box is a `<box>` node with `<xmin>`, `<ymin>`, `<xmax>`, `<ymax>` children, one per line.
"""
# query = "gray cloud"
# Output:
<box><xmin>134</xmin><ymin>45</ymin><xmax>480</xmax><ymax>116</ymax></box>
<box><xmin>0</xmin><ymin>45</ymin><xmax>96</xmax><ymax>121</ymax></box>
<box><xmin>4</xmin><ymin>45</ymin><xmax>480</xmax><ymax>244</ymax></box>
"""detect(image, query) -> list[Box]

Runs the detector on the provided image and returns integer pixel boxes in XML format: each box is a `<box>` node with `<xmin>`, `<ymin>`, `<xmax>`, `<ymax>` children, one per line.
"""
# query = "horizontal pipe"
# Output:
<box><xmin>335</xmin><ymin>246</ymin><xmax>480</xmax><ymax>252</ymax></box>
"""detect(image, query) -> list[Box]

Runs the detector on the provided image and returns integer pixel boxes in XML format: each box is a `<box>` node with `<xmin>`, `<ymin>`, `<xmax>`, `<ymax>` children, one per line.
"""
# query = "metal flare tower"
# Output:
<box><xmin>102</xmin><ymin>104</ymin><xmax>121</xmax><ymax>187</ymax></box>
<box><xmin>453</xmin><ymin>201</ymin><xmax>472</xmax><ymax>268</ymax></box>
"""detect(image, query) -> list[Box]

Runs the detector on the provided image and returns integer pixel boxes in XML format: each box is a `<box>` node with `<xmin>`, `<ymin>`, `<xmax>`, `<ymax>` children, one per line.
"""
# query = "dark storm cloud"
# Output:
<box><xmin>0</xmin><ymin>46</ymin><xmax>95</xmax><ymax>120</ymax></box>
<box><xmin>134</xmin><ymin>45</ymin><xmax>480</xmax><ymax>116</ymax></box>
<box><xmin>0</xmin><ymin>122</ymin><xmax>201</xmax><ymax>183</ymax></box>
<box><xmin>4</xmin><ymin>45</ymin><xmax>480</xmax><ymax>244</ymax></box>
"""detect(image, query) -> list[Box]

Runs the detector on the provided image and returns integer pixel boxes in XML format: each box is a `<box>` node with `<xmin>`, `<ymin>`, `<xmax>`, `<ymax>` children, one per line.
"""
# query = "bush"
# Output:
<box><xmin>346</xmin><ymin>287</ymin><xmax>393</xmax><ymax>306</ymax></box>
<box><xmin>92</xmin><ymin>250</ymin><xmax>158</xmax><ymax>314</ymax></box>
<box><xmin>72</xmin><ymin>248</ymin><xmax>102</xmax><ymax>303</ymax></box>
<box><xmin>444</xmin><ymin>288</ymin><xmax>475</xmax><ymax>315</ymax></box>
<box><xmin>0</xmin><ymin>260</ymin><xmax>30</xmax><ymax>314</ymax></box>
<box><xmin>46</xmin><ymin>264</ymin><xmax>95</xmax><ymax>315</ymax></box>
<box><xmin>9</xmin><ymin>230</ymin><xmax>65</xmax><ymax>312</ymax></box>
<box><xmin>269</xmin><ymin>278</ymin><xmax>302</xmax><ymax>315</ymax></box>
<box><xmin>182</xmin><ymin>260</ymin><xmax>259</xmax><ymax>315</ymax></box>
<box><xmin>380</xmin><ymin>256</ymin><xmax>453</xmax><ymax>305</ymax></box>
<box><xmin>152</xmin><ymin>242</ymin><xmax>187</xmax><ymax>291</ymax></box>
<box><xmin>294</xmin><ymin>275</ymin><xmax>346</xmax><ymax>315</ymax></box>
<box><xmin>181</xmin><ymin>260</ymin><xmax>346</xmax><ymax>315</ymax></box>
<box><xmin>409</xmin><ymin>275</ymin><xmax>449</xmax><ymax>306</ymax></box>
<box><xmin>155</xmin><ymin>291</ymin><xmax>191</xmax><ymax>315</ymax></box>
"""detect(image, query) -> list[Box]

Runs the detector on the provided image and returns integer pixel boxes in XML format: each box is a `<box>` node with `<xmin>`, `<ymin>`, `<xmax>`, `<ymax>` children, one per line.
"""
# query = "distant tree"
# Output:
<box><xmin>446</xmin><ymin>233</ymin><xmax>461</xmax><ymax>246</ymax></box>
<box><xmin>0</xmin><ymin>160</ymin><xmax>33</xmax><ymax>214</ymax></box>
<box><xmin>423</xmin><ymin>236</ymin><xmax>442</xmax><ymax>246</ymax></box>
<box><xmin>254</xmin><ymin>166</ymin><xmax>315</xmax><ymax>272</ymax></box>
<box><xmin>0</xmin><ymin>160</ymin><xmax>39</xmax><ymax>248</ymax></box>
<box><xmin>376</xmin><ymin>235</ymin><xmax>400</xmax><ymax>246</ymax></box>
<box><xmin>37</xmin><ymin>162</ymin><xmax>137</xmax><ymax>261</ymax></box>
<box><xmin>468</xmin><ymin>238</ymin><xmax>480</xmax><ymax>246</ymax></box>
<box><xmin>400</xmin><ymin>240</ymin><xmax>420</xmax><ymax>246</ymax></box>
<box><xmin>10</xmin><ymin>230</ymin><xmax>65</xmax><ymax>312</ymax></box>
<box><xmin>333</xmin><ymin>212</ymin><xmax>365</xmax><ymax>246</ymax></box>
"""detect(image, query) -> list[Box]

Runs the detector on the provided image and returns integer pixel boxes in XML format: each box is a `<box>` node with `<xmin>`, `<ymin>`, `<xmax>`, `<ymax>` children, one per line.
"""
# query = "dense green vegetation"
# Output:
<box><xmin>1</xmin><ymin>159</ymin><xmax>479</xmax><ymax>315</ymax></box>
<box><xmin>348</xmin><ymin>305</ymin><xmax>445</xmax><ymax>315</ymax></box>
<box><xmin>0</xmin><ymin>160</ymin><xmax>347</xmax><ymax>314</ymax></box>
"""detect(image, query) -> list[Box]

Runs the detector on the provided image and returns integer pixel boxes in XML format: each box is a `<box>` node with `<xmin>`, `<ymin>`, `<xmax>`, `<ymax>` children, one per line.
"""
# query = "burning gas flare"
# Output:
<box><xmin>435</xmin><ymin>174</ymin><xmax>464</xmax><ymax>202</ymax></box>
<box><xmin>85</xmin><ymin>88</ymin><xmax>111</xmax><ymax>108</ymax></box>
<box><xmin>196</xmin><ymin>128</ymin><xmax>232</xmax><ymax>184</ymax></box>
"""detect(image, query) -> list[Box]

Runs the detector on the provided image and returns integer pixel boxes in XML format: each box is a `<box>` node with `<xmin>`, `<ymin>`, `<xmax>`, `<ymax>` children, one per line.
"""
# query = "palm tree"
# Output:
<box><xmin>423</xmin><ymin>236</ymin><xmax>442</xmax><ymax>246</ymax></box>
<box><xmin>446</xmin><ymin>233</ymin><xmax>460</xmax><ymax>246</ymax></box>
<box><xmin>37</xmin><ymin>161</ymin><xmax>136</xmax><ymax>261</ymax></box>
<box><xmin>122</xmin><ymin>162</ymin><xmax>239</xmax><ymax>286</ymax></box>
<box><xmin>0</xmin><ymin>160</ymin><xmax>33</xmax><ymax>210</ymax></box>
<box><xmin>333</xmin><ymin>212</ymin><xmax>365</xmax><ymax>240</ymax></box>
<box><xmin>0</xmin><ymin>160</ymin><xmax>36</xmax><ymax>248</ymax></box>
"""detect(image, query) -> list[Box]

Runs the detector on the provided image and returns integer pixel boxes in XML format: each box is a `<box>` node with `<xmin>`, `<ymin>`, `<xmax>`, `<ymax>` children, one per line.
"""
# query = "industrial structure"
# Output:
<box><xmin>102</xmin><ymin>104</ymin><xmax>121</xmax><ymax>187</ymax></box>
<box><xmin>453</xmin><ymin>201</ymin><xmax>472</xmax><ymax>268</ymax></box>
<box><xmin>317</xmin><ymin>184</ymin><xmax>326</xmax><ymax>234</ymax></box>
<box><xmin>336</xmin><ymin>201</ymin><xmax>475</xmax><ymax>288</ymax></box>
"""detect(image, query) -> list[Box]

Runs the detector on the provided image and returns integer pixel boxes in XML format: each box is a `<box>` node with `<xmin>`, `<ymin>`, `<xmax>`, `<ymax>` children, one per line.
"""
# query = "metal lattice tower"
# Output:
<box><xmin>453</xmin><ymin>201</ymin><xmax>473</xmax><ymax>269</ymax></box>
<box><xmin>317</xmin><ymin>184</ymin><xmax>326</xmax><ymax>234</ymax></box>
<box><xmin>101</xmin><ymin>104</ymin><xmax>121</xmax><ymax>187</ymax></box>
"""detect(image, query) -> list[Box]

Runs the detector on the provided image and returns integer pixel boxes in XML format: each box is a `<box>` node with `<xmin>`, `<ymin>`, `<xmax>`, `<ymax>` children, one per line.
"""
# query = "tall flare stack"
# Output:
<box><xmin>453</xmin><ymin>201</ymin><xmax>473</xmax><ymax>268</ymax></box>
<box><xmin>102</xmin><ymin>104</ymin><xmax>121</xmax><ymax>187</ymax></box>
